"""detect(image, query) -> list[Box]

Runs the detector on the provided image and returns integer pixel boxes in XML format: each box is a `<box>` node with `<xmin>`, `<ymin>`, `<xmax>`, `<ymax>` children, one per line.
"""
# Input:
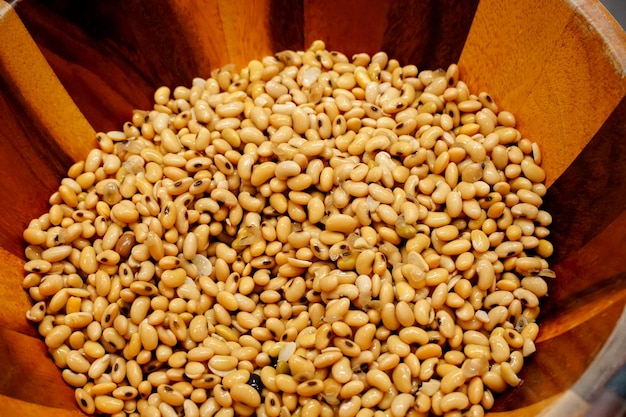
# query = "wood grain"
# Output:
<box><xmin>1</xmin><ymin>0</ymin><xmax>626</xmax><ymax>415</ymax></box>
<box><xmin>0</xmin><ymin>396</ymin><xmax>84</xmax><ymax>417</ymax></box>
<box><xmin>0</xmin><ymin>249</ymin><xmax>38</xmax><ymax>336</ymax></box>
<box><xmin>0</xmin><ymin>77</ymin><xmax>71</xmax><ymax>256</ymax></box>
<box><xmin>0</xmin><ymin>1</ymin><xmax>96</xmax><ymax>159</ymax></box>
<box><xmin>543</xmin><ymin>96</ymin><xmax>626</xmax><ymax>264</ymax></box>
<box><xmin>459</xmin><ymin>0</ymin><xmax>626</xmax><ymax>188</ymax></box>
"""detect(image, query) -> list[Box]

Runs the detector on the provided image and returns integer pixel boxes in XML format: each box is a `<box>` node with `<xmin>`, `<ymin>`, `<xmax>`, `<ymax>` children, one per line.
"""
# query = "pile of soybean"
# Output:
<box><xmin>23</xmin><ymin>41</ymin><xmax>555</xmax><ymax>417</ymax></box>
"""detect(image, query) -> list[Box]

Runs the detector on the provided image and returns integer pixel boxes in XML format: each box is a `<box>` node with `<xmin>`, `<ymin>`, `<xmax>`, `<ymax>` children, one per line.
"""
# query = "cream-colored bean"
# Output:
<box><xmin>65</xmin><ymin>350</ymin><xmax>91</xmax><ymax>374</ymax></box>
<box><xmin>45</xmin><ymin>324</ymin><xmax>72</xmax><ymax>348</ymax></box>
<box><xmin>366</xmin><ymin>369</ymin><xmax>392</xmax><ymax>392</ymax></box>
<box><xmin>440</xmin><ymin>392</ymin><xmax>470</xmax><ymax>413</ymax></box>
<box><xmin>489</xmin><ymin>334</ymin><xmax>510</xmax><ymax>363</ymax></box>
<box><xmin>513</xmin><ymin>287</ymin><xmax>540</xmax><ymax>308</ymax></box>
<box><xmin>94</xmin><ymin>395</ymin><xmax>124</xmax><ymax>414</ymax></box>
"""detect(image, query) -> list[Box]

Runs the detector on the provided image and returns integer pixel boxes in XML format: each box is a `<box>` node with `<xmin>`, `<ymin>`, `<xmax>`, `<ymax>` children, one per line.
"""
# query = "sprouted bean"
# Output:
<box><xmin>23</xmin><ymin>40</ymin><xmax>555</xmax><ymax>417</ymax></box>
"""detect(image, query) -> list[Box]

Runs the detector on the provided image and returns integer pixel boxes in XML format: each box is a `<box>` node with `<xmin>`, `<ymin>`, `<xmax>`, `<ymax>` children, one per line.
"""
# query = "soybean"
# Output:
<box><xmin>23</xmin><ymin>41</ymin><xmax>555</xmax><ymax>417</ymax></box>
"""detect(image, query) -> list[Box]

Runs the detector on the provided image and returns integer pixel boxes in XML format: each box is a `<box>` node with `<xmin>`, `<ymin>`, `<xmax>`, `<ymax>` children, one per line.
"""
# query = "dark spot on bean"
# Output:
<box><xmin>344</xmin><ymin>340</ymin><xmax>354</xmax><ymax>348</ymax></box>
<box><xmin>194</xmin><ymin>180</ymin><xmax>203</xmax><ymax>187</ymax></box>
<box><xmin>113</xmin><ymin>363</ymin><xmax>119</xmax><ymax>372</ymax></box>
<box><xmin>174</xmin><ymin>181</ymin><xmax>182</xmax><ymax>187</ymax></box>
<box><xmin>485</xmin><ymin>94</ymin><xmax>493</xmax><ymax>103</ymax></box>
<box><xmin>194</xmin><ymin>163</ymin><xmax>202</xmax><ymax>168</ymax></box>
<box><xmin>163</xmin><ymin>385</ymin><xmax>173</xmax><ymax>392</ymax></box>
<box><xmin>307</xmin><ymin>380</ymin><xmax>318</xmax><ymax>386</ymax></box>
<box><xmin>247</xmin><ymin>373</ymin><xmax>263</xmax><ymax>394</ymax></box>
<box><xmin>80</xmin><ymin>398</ymin><xmax>88</xmax><ymax>407</ymax></box>
<box><xmin>104</xmin><ymin>314</ymin><xmax>111</xmax><ymax>323</ymax></box>
<box><xmin>145</xmin><ymin>362</ymin><xmax>160</xmax><ymax>372</ymax></box>
<box><xmin>429</xmin><ymin>333</ymin><xmax>441</xmax><ymax>342</ymax></box>
<box><xmin>396</xmin><ymin>102</ymin><xmax>404</xmax><ymax>108</ymax></box>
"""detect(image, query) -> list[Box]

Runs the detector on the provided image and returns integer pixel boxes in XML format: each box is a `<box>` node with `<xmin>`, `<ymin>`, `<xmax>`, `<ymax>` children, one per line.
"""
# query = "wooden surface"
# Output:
<box><xmin>1</xmin><ymin>0</ymin><xmax>626</xmax><ymax>416</ymax></box>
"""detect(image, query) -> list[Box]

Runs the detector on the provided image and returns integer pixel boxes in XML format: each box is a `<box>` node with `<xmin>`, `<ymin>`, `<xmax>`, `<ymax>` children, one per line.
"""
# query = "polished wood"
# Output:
<box><xmin>1</xmin><ymin>0</ymin><xmax>625</xmax><ymax>415</ymax></box>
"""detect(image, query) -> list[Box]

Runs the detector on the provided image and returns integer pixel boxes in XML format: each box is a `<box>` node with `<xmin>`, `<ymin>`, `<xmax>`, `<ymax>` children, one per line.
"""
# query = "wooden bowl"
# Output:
<box><xmin>1</xmin><ymin>0</ymin><xmax>625</xmax><ymax>416</ymax></box>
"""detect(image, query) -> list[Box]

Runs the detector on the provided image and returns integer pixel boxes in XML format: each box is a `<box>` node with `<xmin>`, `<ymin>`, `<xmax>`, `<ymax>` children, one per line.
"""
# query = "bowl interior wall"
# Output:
<box><xmin>1</xmin><ymin>0</ymin><xmax>625</xmax><ymax>415</ymax></box>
